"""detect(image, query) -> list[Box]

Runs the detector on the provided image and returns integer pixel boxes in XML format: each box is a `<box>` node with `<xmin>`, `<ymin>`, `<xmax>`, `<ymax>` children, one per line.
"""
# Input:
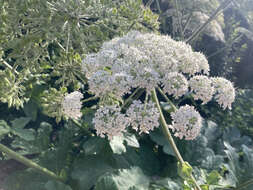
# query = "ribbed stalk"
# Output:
<box><xmin>151</xmin><ymin>88</ymin><xmax>201</xmax><ymax>190</ymax></box>
<box><xmin>0</xmin><ymin>143</ymin><xmax>65</xmax><ymax>182</ymax></box>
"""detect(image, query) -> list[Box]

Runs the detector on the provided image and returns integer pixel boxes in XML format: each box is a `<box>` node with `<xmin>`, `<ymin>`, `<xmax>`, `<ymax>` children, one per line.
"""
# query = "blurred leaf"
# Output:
<box><xmin>150</xmin><ymin>129</ymin><xmax>175</xmax><ymax>157</ymax></box>
<box><xmin>71</xmin><ymin>155</ymin><xmax>114</xmax><ymax>190</ymax></box>
<box><xmin>206</xmin><ymin>170</ymin><xmax>221</xmax><ymax>185</ymax></box>
<box><xmin>83</xmin><ymin>136</ymin><xmax>108</xmax><ymax>155</ymax></box>
<box><xmin>11</xmin><ymin>117</ymin><xmax>31</xmax><ymax>129</ymax></box>
<box><xmin>123</xmin><ymin>133</ymin><xmax>139</xmax><ymax>148</ymax></box>
<box><xmin>3</xmin><ymin>168</ymin><xmax>50</xmax><ymax>190</ymax></box>
<box><xmin>109</xmin><ymin>136</ymin><xmax>126</xmax><ymax>154</ymax></box>
<box><xmin>149</xmin><ymin>178</ymin><xmax>181</xmax><ymax>190</ymax></box>
<box><xmin>11</xmin><ymin>122</ymin><xmax>52</xmax><ymax>155</ymax></box>
<box><xmin>0</xmin><ymin>120</ymin><xmax>11</xmax><ymax>138</ymax></box>
<box><xmin>45</xmin><ymin>180</ymin><xmax>72</xmax><ymax>190</ymax></box>
<box><xmin>10</xmin><ymin>117</ymin><xmax>34</xmax><ymax>141</ymax></box>
<box><xmin>95</xmin><ymin>167</ymin><xmax>149</xmax><ymax>190</ymax></box>
<box><xmin>23</xmin><ymin>100</ymin><xmax>38</xmax><ymax>121</ymax></box>
<box><xmin>177</xmin><ymin>162</ymin><xmax>193</xmax><ymax>180</ymax></box>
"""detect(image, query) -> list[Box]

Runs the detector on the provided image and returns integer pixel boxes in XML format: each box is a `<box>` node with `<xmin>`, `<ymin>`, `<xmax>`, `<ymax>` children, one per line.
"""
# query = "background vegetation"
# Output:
<box><xmin>0</xmin><ymin>0</ymin><xmax>253</xmax><ymax>189</ymax></box>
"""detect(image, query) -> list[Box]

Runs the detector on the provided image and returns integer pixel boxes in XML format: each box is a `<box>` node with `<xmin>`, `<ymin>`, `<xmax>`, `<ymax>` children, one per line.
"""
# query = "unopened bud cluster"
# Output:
<box><xmin>81</xmin><ymin>31</ymin><xmax>235</xmax><ymax>140</ymax></box>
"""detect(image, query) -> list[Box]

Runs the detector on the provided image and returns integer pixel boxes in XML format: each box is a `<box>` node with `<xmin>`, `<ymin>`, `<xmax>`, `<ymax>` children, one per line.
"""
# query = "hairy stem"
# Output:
<box><xmin>0</xmin><ymin>143</ymin><xmax>65</xmax><ymax>182</ymax></box>
<box><xmin>151</xmin><ymin>89</ymin><xmax>201</xmax><ymax>190</ymax></box>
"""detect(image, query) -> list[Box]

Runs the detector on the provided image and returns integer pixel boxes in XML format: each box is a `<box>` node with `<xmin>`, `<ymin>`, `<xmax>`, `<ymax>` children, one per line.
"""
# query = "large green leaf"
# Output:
<box><xmin>95</xmin><ymin>167</ymin><xmax>150</xmax><ymax>190</ymax></box>
<box><xmin>3</xmin><ymin>169</ymin><xmax>50</xmax><ymax>190</ymax></box>
<box><xmin>122</xmin><ymin>133</ymin><xmax>139</xmax><ymax>148</ymax></box>
<box><xmin>10</xmin><ymin>117</ymin><xmax>31</xmax><ymax>129</ymax></box>
<box><xmin>38</xmin><ymin>124</ymin><xmax>76</xmax><ymax>174</ymax></box>
<box><xmin>113</xmin><ymin>143</ymin><xmax>160</xmax><ymax>176</ymax></box>
<box><xmin>71</xmin><ymin>155</ymin><xmax>114</xmax><ymax>190</ymax></box>
<box><xmin>23</xmin><ymin>100</ymin><xmax>38</xmax><ymax>121</ymax></box>
<box><xmin>45</xmin><ymin>180</ymin><xmax>72</xmax><ymax>190</ymax></box>
<box><xmin>150</xmin><ymin>129</ymin><xmax>175</xmax><ymax>157</ymax></box>
<box><xmin>109</xmin><ymin>136</ymin><xmax>127</xmax><ymax>154</ymax></box>
<box><xmin>0</xmin><ymin>120</ymin><xmax>11</xmax><ymax>139</ymax></box>
<box><xmin>11</xmin><ymin>122</ymin><xmax>52</xmax><ymax>155</ymax></box>
<box><xmin>149</xmin><ymin>178</ymin><xmax>181</xmax><ymax>190</ymax></box>
<box><xmin>10</xmin><ymin>117</ymin><xmax>34</xmax><ymax>141</ymax></box>
<box><xmin>83</xmin><ymin>136</ymin><xmax>108</xmax><ymax>155</ymax></box>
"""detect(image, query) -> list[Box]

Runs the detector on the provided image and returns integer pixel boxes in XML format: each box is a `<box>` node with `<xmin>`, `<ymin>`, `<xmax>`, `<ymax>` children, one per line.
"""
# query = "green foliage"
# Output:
<box><xmin>0</xmin><ymin>0</ymin><xmax>159</xmax><ymax>112</ymax></box>
<box><xmin>10</xmin><ymin>122</ymin><xmax>52</xmax><ymax>155</ymax></box>
<box><xmin>95</xmin><ymin>167</ymin><xmax>150</xmax><ymax>190</ymax></box>
<box><xmin>1</xmin><ymin>1</ymin><xmax>253</xmax><ymax>190</ymax></box>
<box><xmin>205</xmin><ymin>89</ymin><xmax>253</xmax><ymax>137</ymax></box>
<box><xmin>39</xmin><ymin>87</ymin><xmax>66</xmax><ymax>122</ymax></box>
<box><xmin>0</xmin><ymin>120</ymin><xmax>11</xmax><ymax>139</ymax></box>
<box><xmin>0</xmin><ymin>69</ymin><xmax>29</xmax><ymax>109</ymax></box>
<box><xmin>45</xmin><ymin>181</ymin><xmax>72</xmax><ymax>190</ymax></box>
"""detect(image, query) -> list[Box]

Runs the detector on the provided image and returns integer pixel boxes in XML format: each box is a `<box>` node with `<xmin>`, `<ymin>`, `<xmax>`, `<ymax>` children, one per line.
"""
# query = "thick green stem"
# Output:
<box><xmin>151</xmin><ymin>89</ymin><xmax>201</xmax><ymax>190</ymax></box>
<box><xmin>0</xmin><ymin>143</ymin><xmax>65</xmax><ymax>182</ymax></box>
<box><xmin>82</xmin><ymin>96</ymin><xmax>99</xmax><ymax>103</ymax></box>
<box><xmin>151</xmin><ymin>89</ymin><xmax>184</xmax><ymax>163</ymax></box>
<box><xmin>121</xmin><ymin>88</ymin><xmax>145</xmax><ymax>110</ymax></box>
<box><xmin>157</xmin><ymin>87</ymin><xmax>177</xmax><ymax>111</ymax></box>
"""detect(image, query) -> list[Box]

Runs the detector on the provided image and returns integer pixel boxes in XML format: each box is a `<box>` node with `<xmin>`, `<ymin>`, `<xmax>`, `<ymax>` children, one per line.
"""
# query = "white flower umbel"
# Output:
<box><xmin>162</xmin><ymin>72</ymin><xmax>188</xmax><ymax>99</ymax></box>
<box><xmin>82</xmin><ymin>31</ymin><xmax>215</xmax><ymax>98</ymax></box>
<box><xmin>93</xmin><ymin>105</ymin><xmax>129</xmax><ymax>140</ymax></box>
<box><xmin>82</xmin><ymin>31</ymin><xmax>236</xmax><ymax>140</ymax></box>
<box><xmin>189</xmin><ymin>75</ymin><xmax>214</xmax><ymax>104</ymax></box>
<box><xmin>62</xmin><ymin>91</ymin><xmax>83</xmax><ymax>119</ymax></box>
<box><xmin>192</xmin><ymin>52</ymin><xmax>210</xmax><ymax>75</ymax></box>
<box><xmin>126</xmin><ymin>100</ymin><xmax>160</xmax><ymax>134</ymax></box>
<box><xmin>169</xmin><ymin>105</ymin><xmax>202</xmax><ymax>140</ymax></box>
<box><xmin>211</xmin><ymin>77</ymin><xmax>235</xmax><ymax>110</ymax></box>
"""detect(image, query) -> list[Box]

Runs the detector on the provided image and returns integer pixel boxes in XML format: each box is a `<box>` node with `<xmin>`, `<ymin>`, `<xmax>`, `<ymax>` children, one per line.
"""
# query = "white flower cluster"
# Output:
<box><xmin>62</xmin><ymin>91</ymin><xmax>83</xmax><ymax>119</ymax></box>
<box><xmin>93</xmin><ymin>105</ymin><xmax>129</xmax><ymax>140</ymax></box>
<box><xmin>126</xmin><ymin>100</ymin><xmax>160</xmax><ymax>134</ymax></box>
<box><xmin>169</xmin><ymin>105</ymin><xmax>202</xmax><ymax>140</ymax></box>
<box><xmin>162</xmin><ymin>72</ymin><xmax>188</xmax><ymax>99</ymax></box>
<box><xmin>82</xmin><ymin>31</ymin><xmax>236</xmax><ymax>140</ymax></box>
<box><xmin>82</xmin><ymin>31</ymin><xmax>234</xmax><ymax>108</ymax></box>
<box><xmin>93</xmin><ymin>101</ymin><xmax>160</xmax><ymax>139</ymax></box>
<box><xmin>189</xmin><ymin>75</ymin><xmax>214</xmax><ymax>104</ymax></box>
<box><xmin>82</xmin><ymin>31</ymin><xmax>210</xmax><ymax>98</ymax></box>
<box><xmin>211</xmin><ymin>77</ymin><xmax>235</xmax><ymax>110</ymax></box>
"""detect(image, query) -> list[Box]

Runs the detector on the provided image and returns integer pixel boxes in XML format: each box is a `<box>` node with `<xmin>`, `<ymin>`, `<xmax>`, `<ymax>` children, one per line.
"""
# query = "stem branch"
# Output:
<box><xmin>151</xmin><ymin>88</ymin><xmax>201</xmax><ymax>190</ymax></box>
<box><xmin>121</xmin><ymin>88</ymin><xmax>145</xmax><ymax>110</ymax></box>
<box><xmin>0</xmin><ymin>143</ymin><xmax>65</xmax><ymax>182</ymax></box>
